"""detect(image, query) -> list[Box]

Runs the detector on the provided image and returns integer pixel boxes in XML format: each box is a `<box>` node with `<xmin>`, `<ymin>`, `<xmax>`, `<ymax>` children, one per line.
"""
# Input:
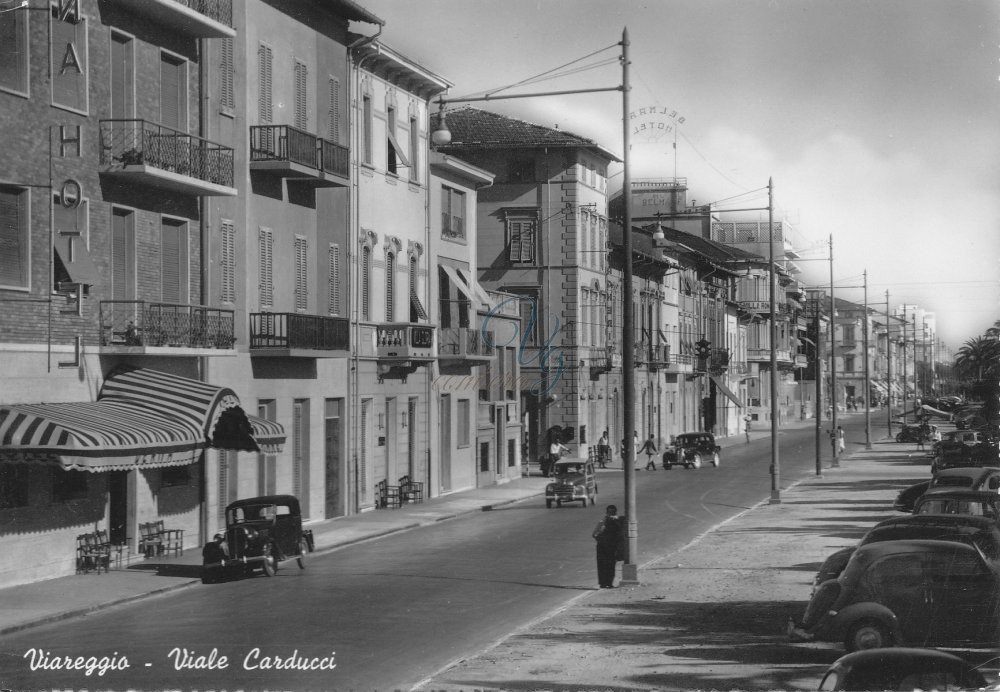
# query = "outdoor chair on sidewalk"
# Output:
<box><xmin>376</xmin><ymin>479</ymin><xmax>402</xmax><ymax>509</ymax></box>
<box><xmin>76</xmin><ymin>532</ymin><xmax>111</xmax><ymax>574</ymax></box>
<box><xmin>399</xmin><ymin>475</ymin><xmax>424</xmax><ymax>503</ymax></box>
<box><xmin>138</xmin><ymin>522</ymin><xmax>164</xmax><ymax>558</ymax></box>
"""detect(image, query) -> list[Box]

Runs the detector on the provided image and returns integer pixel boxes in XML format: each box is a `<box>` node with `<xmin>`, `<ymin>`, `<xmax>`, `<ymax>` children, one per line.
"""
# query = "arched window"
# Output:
<box><xmin>385</xmin><ymin>252</ymin><xmax>395</xmax><ymax>322</ymax></box>
<box><xmin>361</xmin><ymin>246</ymin><xmax>371</xmax><ymax>320</ymax></box>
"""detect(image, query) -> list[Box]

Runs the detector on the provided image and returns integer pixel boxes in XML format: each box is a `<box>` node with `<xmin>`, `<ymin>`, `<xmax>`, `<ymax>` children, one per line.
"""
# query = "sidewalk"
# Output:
<box><xmin>418</xmin><ymin>433</ymin><xmax>994</xmax><ymax>692</ymax></box>
<box><xmin>0</xmin><ymin>475</ymin><xmax>552</xmax><ymax>637</ymax></box>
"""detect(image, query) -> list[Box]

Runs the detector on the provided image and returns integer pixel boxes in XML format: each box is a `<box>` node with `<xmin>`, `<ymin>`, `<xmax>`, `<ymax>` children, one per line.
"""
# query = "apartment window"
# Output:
<box><xmin>51</xmin><ymin>12</ymin><xmax>88</xmax><ymax>113</ymax></box>
<box><xmin>159</xmin><ymin>52</ymin><xmax>187</xmax><ymax>131</ymax></box>
<box><xmin>160</xmin><ymin>218</ymin><xmax>188</xmax><ymax>304</ymax></box>
<box><xmin>510</xmin><ymin>288</ymin><xmax>540</xmax><ymax>347</ymax></box>
<box><xmin>111</xmin><ymin>208</ymin><xmax>135</xmax><ymax>300</ymax></box>
<box><xmin>0</xmin><ymin>465</ymin><xmax>28</xmax><ymax>509</ymax></box>
<box><xmin>457</xmin><ymin>399</ymin><xmax>471</xmax><ymax>447</ymax></box>
<box><xmin>0</xmin><ymin>186</ymin><xmax>29</xmax><ymax>290</ymax></box>
<box><xmin>386</xmin><ymin>106</ymin><xmax>409</xmax><ymax>175</ymax></box>
<box><xmin>257</xmin><ymin>43</ymin><xmax>273</xmax><ymax>123</ymax></box>
<box><xmin>110</xmin><ymin>32</ymin><xmax>134</xmax><ymax>119</ymax></box>
<box><xmin>507</xmin><ymin>214</ymin><xmax>536</xmax><ymax>263</ymax></box>
<box><xmin>219</xmin><ymin>37</ymin><xmax>234</xmax><ymax>112</ymax></box>
<box><xmin>52</xmin><ymin>469</ymin><xmax>88</xmax><ymax>502</ymax></box>
<box><xmin>362</xmin><ymin>94</ymin><xmax>372</xmax><ymax>164</ymax></box>
<box><xmin>409</xmin><ymin>116</ymin><xmax>419</xmax><ymax>182</ymax></box>
<box><xmin>385</xmin><ymin>252</ymin><xmax>395</xmax><ymax>321</ymax></box>
<box><xmin>328</xmin><ymin>243</ymin><xmax>341</xmax><ymax>316</ymax></box>
<box><xmin>293</xmin><ymin>60</ymin><xmax>308</xmax><ymax>131</ymax></box>
<box><xmin>845</xmin><ymin>356</ymin><xmax>856</xmax><ymax>373</ymax></box>
<box><xmin>441</xmin><ymin>186</ymin><xmax>465</xmax><ymax>240</ymax></box>
<box><xmin>327</xmin><ymin>77</ymin><xmax>340</xmax><ymax>143</ymax></box>
<box><xmin>258</xmin><ymin>227</ymin><xmax>273</xmax><ymax>308</ymax></box>
<box><xmin>294</xmin><ymin>235</ymin><xmax>308</xmax><ymax>312</ymax></box>
<box><xmin>0</xmin><ymin>8</ymin><xmax>28</xmax><ymax>96</ymax></box>
<box><xmin>220</xmin><ymin>220</ymin><xmax>235</xmax><ymax>303</ymax></box>
<box><xmin>361</xmin><ymin>245</ymin><xmax>371</xmax><ymax>320</ymax></box>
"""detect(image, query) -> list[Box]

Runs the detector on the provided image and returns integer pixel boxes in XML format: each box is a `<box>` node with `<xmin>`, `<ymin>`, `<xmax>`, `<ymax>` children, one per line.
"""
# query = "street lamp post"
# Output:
<box><xmin>829</xmin><ymin>235</ymin><xmax>839</xmax><ymax>468</ymax></box>
<box><xmin>431</xmin><ymin>29</ymin><xmax>640</xmax><ymax>583</ymax></box>
<box><xmin>768</xmin><ymin>179</ymin><xmax>780</xmax><ymax>503</ymax></box>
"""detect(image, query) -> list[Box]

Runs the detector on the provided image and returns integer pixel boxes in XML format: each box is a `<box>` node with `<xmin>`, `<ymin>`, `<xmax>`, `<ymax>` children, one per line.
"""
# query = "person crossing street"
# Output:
<box><xmin>640</xmin><ymin>434</ymin><xmax>658</xmax><ymax>471</ymax></box>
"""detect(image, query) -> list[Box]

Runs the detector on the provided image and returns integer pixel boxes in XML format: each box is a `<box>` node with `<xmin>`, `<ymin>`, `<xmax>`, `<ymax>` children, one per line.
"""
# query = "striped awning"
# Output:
<box><xmin>248</xmin><ymin>415</ymin><xmax>286</xmax><ymax>454</ymax></box>
<box><xmin>0</xmin><ymin>367</ymin><xmax>282</xmax><ymax>471</ymax></box>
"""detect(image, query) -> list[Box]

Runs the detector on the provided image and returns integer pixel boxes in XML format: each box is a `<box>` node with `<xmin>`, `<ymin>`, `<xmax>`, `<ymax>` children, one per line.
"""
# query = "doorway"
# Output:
<box><xmin>108</xmin><ymin>470</ymin><xmax>129</xmax><ymax>547</ymax></box>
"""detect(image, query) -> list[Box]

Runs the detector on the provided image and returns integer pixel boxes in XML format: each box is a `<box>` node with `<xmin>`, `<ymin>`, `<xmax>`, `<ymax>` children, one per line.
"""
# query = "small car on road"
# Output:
<box><xmin>202</xmin><ymin>494</ymin><xmax>309</xmax><ymax>582</ymax></box>
<box><xmin>817</xmin><ymin>648</ymin><xmax>987</xmax><ymax>691</ymax></box>
<box><xmin>662</xmin><ymin>432</ymin><xmax>720</xmax><ymax>470</ymax></box>
<box><xmin>545</xmin><ymin>459</ymin><xmax>597</xmax><ymax>508</ymax></box>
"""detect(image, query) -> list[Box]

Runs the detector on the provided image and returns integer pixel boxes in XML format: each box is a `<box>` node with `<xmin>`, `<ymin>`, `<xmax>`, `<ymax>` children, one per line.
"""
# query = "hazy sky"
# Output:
<box><xmin>356</xmin><ymin>0</ymin><xmax>1000</xmax><ymax>348</ymax></box>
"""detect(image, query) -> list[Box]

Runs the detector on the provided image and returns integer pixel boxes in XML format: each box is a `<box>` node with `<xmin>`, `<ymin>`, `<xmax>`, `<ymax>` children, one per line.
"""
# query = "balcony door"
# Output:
<box><xmin>160</xmin><ymin>218</ymin><xmax>188</xmax><ymax>305</ymax></box>
<box><xmin>160</xmin><ymin>52</ymin><xmax>186</xmax><ymax>131</ymax></box>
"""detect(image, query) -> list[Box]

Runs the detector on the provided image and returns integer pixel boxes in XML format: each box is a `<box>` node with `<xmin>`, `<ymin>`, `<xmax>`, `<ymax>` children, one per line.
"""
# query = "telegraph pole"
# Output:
<box><xmin>829</xmin><ymin>235</ymin><xmax>838</xmax><ymax>467</ymax></box>
<box><xmin>863</xmin><ymin>270</ymin><xmax>871</xmax><ymax>449</ymax></box>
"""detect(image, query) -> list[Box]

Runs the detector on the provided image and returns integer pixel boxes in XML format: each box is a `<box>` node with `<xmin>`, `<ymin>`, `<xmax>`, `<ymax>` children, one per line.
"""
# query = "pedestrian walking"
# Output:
<box><xmin>597</xmin><ymin>430</ymin><xmax>610</xmax><ymax>468</ymax></box>
<box><xmin>592</xmin><ymin>505</ymin><xmax>621</xmax><ymax>588</ymax></box>
<box><xmin>640</xmin><ymin>434</ymin><xmax>658</xmax><ymax>470</ymax></box>
<box><xmin>743</xmin><ymin>415</ymin><xmax>752</xmax><ymax>444</ymax></box>
<box><xmin>632</xmin><ymin>431</ymin><xmax>640</xmax><ymax>470</ymax></box>
<box><xmin>836</xmin><ymin>426</ymin><xmax>845</xmax><ymax>455</ymax></box>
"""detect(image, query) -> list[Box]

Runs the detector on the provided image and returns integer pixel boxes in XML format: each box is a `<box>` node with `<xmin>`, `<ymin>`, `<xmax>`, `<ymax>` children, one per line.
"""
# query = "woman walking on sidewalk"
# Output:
<box><xmin>640</xmin><ymin>434</ymin><xmax>658</xmax><ymax>470</ymax></box>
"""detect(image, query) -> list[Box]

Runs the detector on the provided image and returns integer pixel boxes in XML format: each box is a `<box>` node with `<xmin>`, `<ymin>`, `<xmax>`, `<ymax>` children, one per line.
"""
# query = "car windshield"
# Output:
<box><xmin>917</xmin><ymin>499</ymin><xmax>997</xmax><ymax>518</ymax></box>
<box><xmin>228</xmin><ymin>504</ymin><xmax>278</xmax><ymax>523</ymax></box>
<box><xmin>933</xmin><ymin>476</ymin><xmax>975</xmax><ymax>488</ymax></box>
<box><xmin>555</xmin><ymin>463</ymin><xmax>585</xmax><ymax>475</ymax></box>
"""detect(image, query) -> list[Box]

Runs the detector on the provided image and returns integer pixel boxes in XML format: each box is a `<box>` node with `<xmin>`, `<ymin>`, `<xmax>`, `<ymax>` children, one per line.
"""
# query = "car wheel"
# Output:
<box><xmin>201</xmin><ymin>567</ymin><xmax>216</xmax><ymax>584</ymax></box>
<box><xmin>690</xmin><ymin>453</ymin><xmax>702</xmax><ymax>469</ymax></box>
<box><xmin>895</xmin><ymin>432</ymin><xmax>904</xmax><ymax>443</ymax></box>
<box><xmin>297</xmin><ymin>538</ymin><xmax>308</xmax><ymax>570</ymax></box>
<box><xmin>261</xmin><ymin>546</ymin><xmax>277</xmax><ymax>577</ymax></box>
<box><xmin>546</xmin><ymin>499</ymin><xmax>553</xmax><ymax>509</ymax></box>
<box><xmin>711</xmin><ymin>452</ymin><xmax>720</xmax><ymax>468</ymax></box>
<box><xmin>845</xmin><ymin>619</ymin><xmax>892</xmax><ymax>652</ymax></box>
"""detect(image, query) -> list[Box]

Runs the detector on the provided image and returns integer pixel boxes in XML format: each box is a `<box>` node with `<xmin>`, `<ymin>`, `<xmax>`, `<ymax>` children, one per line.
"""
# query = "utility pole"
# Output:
<box><xmin>829</xmin><ymin>235</ymin><xmax>838</xmax><ymax>467</ymax></box>
<box><xmin>768</xmin><ymin>178</ymin><xmax>780</xmax><ymax>503</ymax></box>
<box><xmin>886</xmin><ymin>290</ymin><xmax>893</xmax><ymax>437</ymax></box>
<box><xmin>863</xmin><ymin>270</ymin><xmax>871</xmax><ymax>449</ymax></box>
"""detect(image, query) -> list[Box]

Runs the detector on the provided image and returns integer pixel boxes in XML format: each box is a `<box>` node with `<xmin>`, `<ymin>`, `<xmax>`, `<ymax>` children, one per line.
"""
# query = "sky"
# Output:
<box><xmin>354</xmin><ymin>0</ymin><xmax>1000</xmax><ymax>350</ymax></box>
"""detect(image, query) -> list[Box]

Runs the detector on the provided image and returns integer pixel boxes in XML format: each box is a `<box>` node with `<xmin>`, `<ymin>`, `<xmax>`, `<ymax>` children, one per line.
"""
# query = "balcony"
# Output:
<box><xmin>589</xmin><ymin>347</ymin><xmax>622</xmax><ymax>376</ymax></box>
<box><xmin>100</xmin><ymin>120</ymin><xmax>236</xmax><ymax>196</ymax></box>
<box><xmin>249</xmin><ymin>313</ymin><xmax>348</xmax><ymax>357</ymax></box>
<box><xmin>106</xmin><ymin>0</ymin><xmax>235</xmax><ymax>38</ymax></box>
<box><xmin>710</xmin><ymin>348</ymin><xmax>730</xmax><ymax>371</ymax></box>
<box><xmin>647</xmin><ymin>344</ymin><xmax>671</xmax><ymax>370</ymax></box>
<box><xmin>99</xmin><ymin>301</ymin><xmax>235</xmax><ymax>354</ymax></box>
<box><xmin>748</xmin><ymin>347</ymin><xmax>794</xmax><ymax>365</ymax></box>
<box><xmin>376</xmin><ymin>323</ymin><xmax>435</xmax><ymax>361</ymax></box>
<box><xmin>439</xmin><ymin>327</ymin><xmax>495</xmax><ymax>363</ymax></box>
<box><xmin>250</xmin><ymin>126</ymin><xmax>349</xmax><ymax>186</ymax></box>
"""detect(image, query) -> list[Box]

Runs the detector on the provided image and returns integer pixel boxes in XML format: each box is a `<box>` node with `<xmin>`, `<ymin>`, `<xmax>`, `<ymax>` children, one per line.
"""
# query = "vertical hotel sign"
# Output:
<box><xmin>50</xmin><ymin>0</ymin><xmax>88</xmax><ymax>113</ymax></box>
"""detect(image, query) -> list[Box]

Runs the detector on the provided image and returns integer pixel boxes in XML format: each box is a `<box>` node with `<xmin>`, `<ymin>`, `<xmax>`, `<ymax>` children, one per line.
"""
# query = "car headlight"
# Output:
<box><xmin>545</xmin><ymin>484</ymin><xmax>555</xmax><ymax>492</ymax></box>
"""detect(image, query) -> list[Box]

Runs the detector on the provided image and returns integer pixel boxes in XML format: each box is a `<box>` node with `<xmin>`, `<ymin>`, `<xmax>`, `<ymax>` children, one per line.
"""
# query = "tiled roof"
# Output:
<box><xmin>436</xmin><ymin>107</ymin><xmax>621</xmax><ymax>162</ymax></box>
<box><xmin>642</xmin><ymin>223</ymin><xmax>765</xmax><ymax>265</ymax></box>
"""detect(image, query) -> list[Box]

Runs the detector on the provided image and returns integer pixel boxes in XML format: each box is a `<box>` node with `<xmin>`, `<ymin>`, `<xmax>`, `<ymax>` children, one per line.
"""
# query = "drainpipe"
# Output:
<box><xmin>197</xmin><ymin>36</ymin><xmax>211</xmax><ymax>547</ymax></box>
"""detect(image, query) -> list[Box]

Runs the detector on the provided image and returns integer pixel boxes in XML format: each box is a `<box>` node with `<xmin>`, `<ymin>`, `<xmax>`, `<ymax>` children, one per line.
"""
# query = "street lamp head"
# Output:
<box><xmin>430</xmin><ymin>102</ymin><xmax>452</xmax><ymax>146</ymax></box>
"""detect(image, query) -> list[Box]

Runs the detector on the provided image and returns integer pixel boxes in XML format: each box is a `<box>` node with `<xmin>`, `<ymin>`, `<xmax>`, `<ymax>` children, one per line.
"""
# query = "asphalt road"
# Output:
<box><xmin>0</xmin><ymin>418</ymin><xmax>872</xmax><ymax>691</ymax></box>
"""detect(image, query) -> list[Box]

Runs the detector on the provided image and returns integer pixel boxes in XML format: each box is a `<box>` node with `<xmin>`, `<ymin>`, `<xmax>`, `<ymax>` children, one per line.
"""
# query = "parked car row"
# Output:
<box><xmin>793</xmin><ymin>426</ymin><xmax>1000</xmax><ymax>655</ymax></box>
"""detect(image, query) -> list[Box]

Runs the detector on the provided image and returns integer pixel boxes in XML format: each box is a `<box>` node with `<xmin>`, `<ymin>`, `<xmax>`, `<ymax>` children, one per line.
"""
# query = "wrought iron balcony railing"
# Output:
<box><xmin>250</xmin><ymin>125</ymin><xmax>349</xmax><ymax>182</ymax></box>
<box><xmin>439</xmin><ymin>327</ymin><xmax>495</xmax><ymax>360</ymax></box>
<box><xmin>250</xmin><ymin>313</ymin><xmax>349</xmax><ymax>353</ymax></box>
<box><xmin>105</xmin><ymin>0</ymin><xmax>234</xmax><ymax>37</ymax></box>
<box><xmin>100</xmin><ymin>119</ymin><xmax>235</xmax><ymax>190</ymax></box>
<box><xmin>100</xmin><ymin>301</ymin><xmax>235</xmax><ymax>350</ymax></box>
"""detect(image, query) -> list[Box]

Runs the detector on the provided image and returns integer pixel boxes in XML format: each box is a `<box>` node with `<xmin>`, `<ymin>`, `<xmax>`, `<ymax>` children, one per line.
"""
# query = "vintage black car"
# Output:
<box><xmin>794</xmin><ymin>539</ymin><xmax>1000</xmax><ymax>651</ymax></box>
<box><xmin>545</xmin><ymin>459</ymin><xmax>597</xmax><ymax>508</ymax></box>
<box><xmin>202</xmin><ymin>495</ymin><xmax>310</xmax><ymax>582</ymax></box>
<box><xmin>817</xmin><ymin>648</ymin><xmax>987</xmax><ymax>691</ymax></box>
<box><xmin>893</xmin><ymin>466</ymin><xmax>1000</xmax><ymax>513</ymax></box>
<box><xmin>662</xmin><ymin>433</ymin><xmax>720</xmax><ymax>470</ymax></box>
<box><xmin>931</xmin><ymin>430</ymin><xmax>1000</xmax><ymax>473</ymax></box>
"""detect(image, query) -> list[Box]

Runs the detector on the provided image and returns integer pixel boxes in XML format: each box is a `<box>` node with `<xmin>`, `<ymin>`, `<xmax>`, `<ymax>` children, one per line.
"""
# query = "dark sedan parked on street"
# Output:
<box><xmin>894</xmin><ymin>466</ymin><xmax>1000</xmax><ymax>513</ymax></box>
<box><xmin>914</xmin><ymin>488</ymin><xmax>1000</xmax><ymax>520</ymax></box>
<box><xmin>817</xmin><ymin>648</ymin><xmax>987</xmax><ymax>691</ymax></box>
<box><xmin>794</xmin><ymin>539</ymin><xmax>1000</xmax><ymax>651</ymax></box>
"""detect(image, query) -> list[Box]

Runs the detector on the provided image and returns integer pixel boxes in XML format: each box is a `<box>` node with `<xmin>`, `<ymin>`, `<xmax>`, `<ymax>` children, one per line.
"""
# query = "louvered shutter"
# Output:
<box><xmin>257</xmin><ymin>44</ymin><xmax>272</xmax><ymax>123</ymax></box>
<box><xmin>220</xmin><ymin>38</ymin><xmax>234</xmax><ymax>111</ymax></box>
<box><xmin>294</xmin><ymin>61</ymin><xmax>307</xmax><ymax>130</ymax></box>
<box><xmin>385</xmin><ymin>252</ymin><xmax>395</xmax><ymax>322</ymax></box>
<box><xmin>360</xmin><ymin>399</ymin><xmax>370</xmax><ymax>503</ymax></box>
<box><xmin>330</xmin><ymin>78</ymin><xmax>340</xmax><ymax>141</ymax></box>
<box><xmin>361</xmin><ymin>246</ymin><xmax>370</xmax><ymax>320</ymax></box>
<box><xmin>328</xmin><ymin>244</ymin><xmax>340</xmax><ymax>315</ymax></box>
<box><xmin>258</xmin><ymin>227</ymin><xmax>273</xmax><ymax>308</ymax></box>
<box><xmin>294</xmin><ymin>235</ymin><xmax>308</xmax><ymax>311</ymax></box>
<box><xmin>220</xmin><ymin>220</ymin><xmax>235</xmax><ymax>303</ymax></box>
<box><xmin>160</xmin><ymin>55</ymin><xmax>183</xmax><ymax>130</ymax></box>
<box><xmin>0</xmin><ymin>189</ymin><xmax>26</xmax><ymax>287</ymax></box>
<box><xmin>508</xmin><ymin>221</ymin><xmax>522</xmax><ymax>261</ymax></box>
<box><xmin>111</xmin><ymin>210</ymin><xmax>134</xmax><ymax>300</ymax></box>
<box><xmin>292</xmin><ymin>401</ymin><xmax>303</xmax><ymax>498</ymax></box>
<box><xmin>161</xmin><ymin>221</ymin><xmax>182</xmax><ymax>304</ymax></box>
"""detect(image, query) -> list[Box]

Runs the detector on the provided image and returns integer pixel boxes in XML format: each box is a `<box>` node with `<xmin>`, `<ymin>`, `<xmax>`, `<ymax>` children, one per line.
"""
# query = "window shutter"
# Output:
<box><xmin>160</xmin><ymin>221</ymin><xmax>182</xmax><ymax>304</ymax></box>
<box><xmin>328</xmin><ymin>77</ymin><xmax>340</xmax><ymax>143</ymax></box>
<box><xmin>292</xmin><ymin>401</ymin><xmax>303</xmax><ymax>498</ymax></box>
<box><xmin>258</xmin><ymin>227</ymin><xmax>273</xmax><ymax>308</ymax></box>
<box><xmin>220</xmin><ymin>220</ymin><xmax>235</xmax><ymax>303</ymax></box>
<box><xmin>385</xmin><ymin>252</ymin><xmax>395</xmax><ymax>322</ymax></box>
<box><xmin>360</xmin><ymin>399</ymin><xmax>370</xmax><ymax>503</ymax></box>
<box><xmin>361</xmin><ymin>246</ymin><xmax>370</xmax><ymax>320</ymax></box>
<box><xmin>328</xmin><ymin>243</ymin><xmax>340</xmax><ymax>315</ymax></box>
<box><xmin>508</xmin><ymin>222</ymin><xmax>522</xmax><ymax>261</ymax></box>
<box><xmin>220</xmin><ymin>38</ymin><xmax>234</xmax><ymax>110</ymax></box>
<box><xmin>294</xmin><ymin>61</ymin><xmax>307</xmax><ymax>130</ymax></box>
<box><xmin>294</xmin><ymin>235</ymin><xmax>308</xmax><ymax>311</ymax></box>
<box><xmin>160</xmin><ymin>55</ymin><xmax>183</xmax><ymax>130</ymax></box>
<box><xmin>257</xmin><ymin>44</ymin><xmax>272</xmax><ymax>123</ymax></box>
<box><xmin>0</xmin><ymin>188</ymin><xmax>26</xmax><ymax>287</ymax></box>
